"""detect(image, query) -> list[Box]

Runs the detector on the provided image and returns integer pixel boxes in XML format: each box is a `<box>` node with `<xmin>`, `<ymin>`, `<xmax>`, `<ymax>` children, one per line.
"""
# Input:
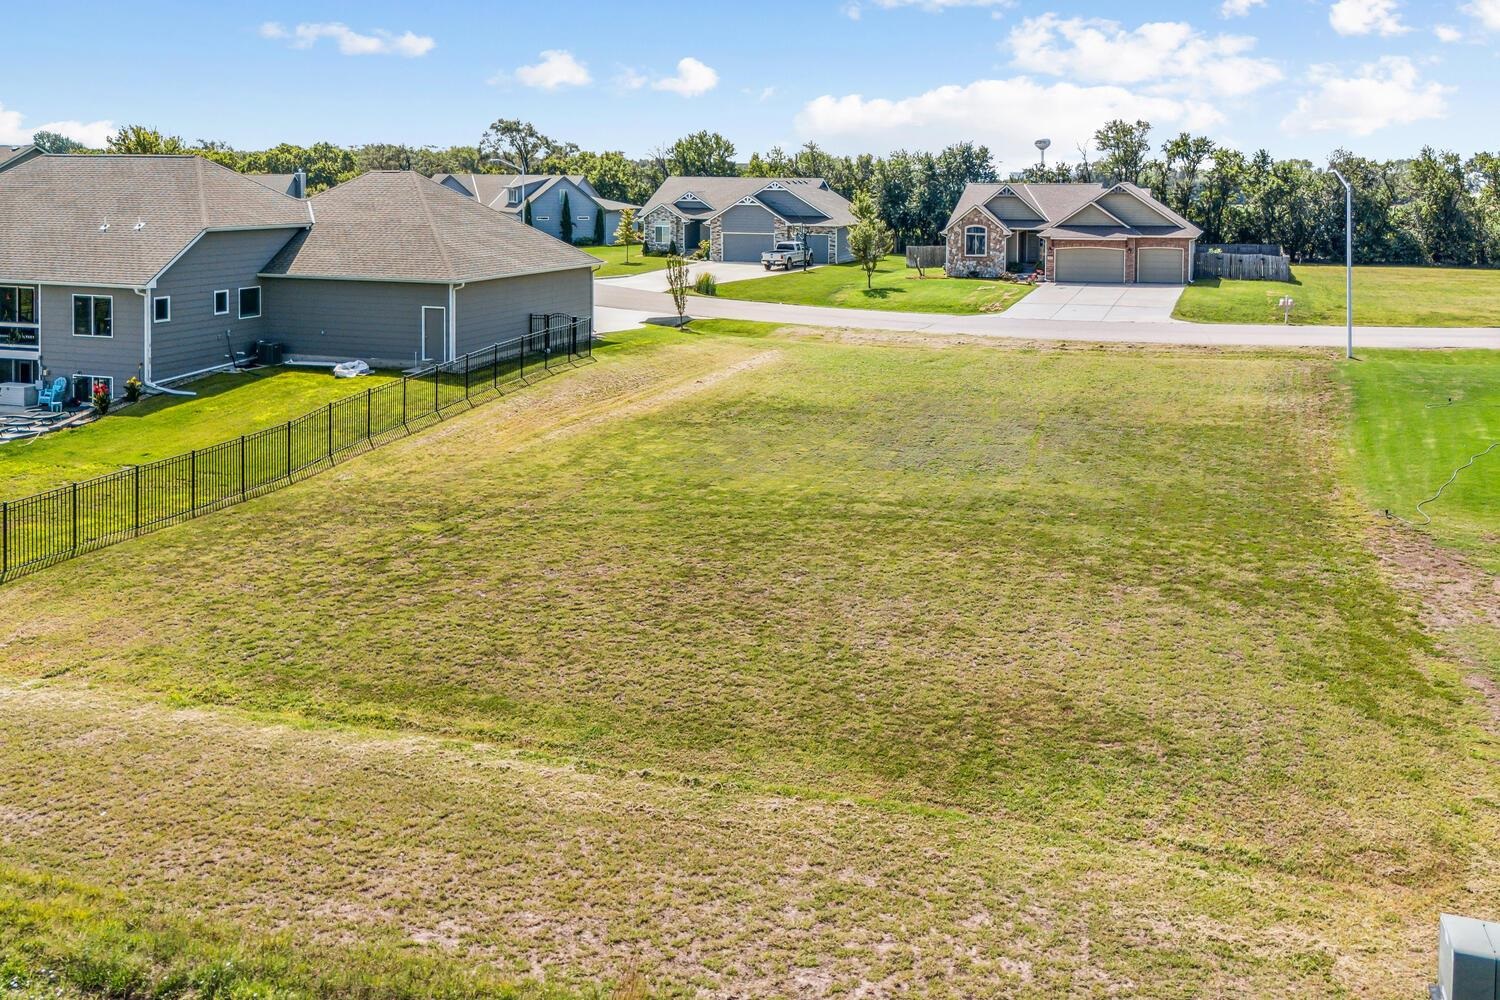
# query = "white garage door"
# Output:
<box><xmin>723</xmin><ymin>233</ymin><xmax>775</xmax><ymax>262</ymax></box>
<box><xmin>1137</xmin><ymin>247</ymin><xmax>1185</xmax><ymax>284</ymax></box>
<box><xmin>1055</xmin><ymin>247</ymin><xmax>1125</xmax><ymax>283</ymax></box>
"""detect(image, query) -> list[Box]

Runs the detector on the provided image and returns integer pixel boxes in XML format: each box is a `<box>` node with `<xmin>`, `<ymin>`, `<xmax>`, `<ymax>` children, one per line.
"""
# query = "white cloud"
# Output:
<box><xmin>1433</xmin><ymin>23</ymin><xmax>1464</xmax><ymax>40</ymax></box>
<box><xmin>614</xmin><ymin>66</ymin><xmax>649</xmax><ymax>90</ymax></box>
<box><xmin>796</xmin><ymin>77</ymin><xmax>1223</xmax><ymax>166</ymax></box>
<box><xmin>1328</xmin><ymin>0</ymin><xmax>1409</xmax><ymax>36</ymax></box>
<box><xmin>1006</xmin><ymin>14</ymin><xmax>1281</xmax><ymax>93</ymax></box>
<box><xmin>1280</xmin><ymin>56</ymin><xmax>1448</xmax><ymax>136</ymax></box>
<box><xmin>1464</xmin><ymin>0</ymin><xmax>1500</xmax><ymax>29</ymax></box>
<box><xmin>652</xmin><ymin>57</ymin><xmax>719</xmax><ymax>97</ymax></box>
<box><xmin>258</xmin><ymin>21</ymin><xmax>435</xmax><ymax>57</ymax></box>
<box><xmin>0</xmin><ymin>102</ymin><xmax>114</xmax><ymax>147</ymax></box>
<box><xmin>1220</xmin><ymin>0</ymin><xmax>1265</xmax><ymax>16</ymax></box>
<box><xmin>513</xmin><ymin>50</ymin><xmax>592</xmax><ymax>89</ymax></box>
<box><xmin>844</xmin><ymin>0</ymin><xmax>1014</xmax><ymax>14</ymax></box>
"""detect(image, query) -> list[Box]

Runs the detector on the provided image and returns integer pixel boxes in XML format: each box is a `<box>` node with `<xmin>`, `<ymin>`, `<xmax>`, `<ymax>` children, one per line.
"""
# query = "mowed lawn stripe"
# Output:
<box><xmin>0</xmin><ymin>326</ymin><xmax>1492</xmax><ymax>998</ymax></box>
<box><xmin>708</xmin><ymin>255</ymin><xmax>1036</xmax><ymax>314</ymax></box>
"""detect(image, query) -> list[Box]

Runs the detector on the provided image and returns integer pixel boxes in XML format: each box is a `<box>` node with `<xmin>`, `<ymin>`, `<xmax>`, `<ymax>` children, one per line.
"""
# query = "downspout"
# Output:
<box><xmin>135</xmin><ymin>285</ymin><xmax>195</xmax><ymax>397</ymax></box>
<box><xmin>447</xmin><ymin>283</ymin><xmax>464</xmax><ymax>361</ymax></box>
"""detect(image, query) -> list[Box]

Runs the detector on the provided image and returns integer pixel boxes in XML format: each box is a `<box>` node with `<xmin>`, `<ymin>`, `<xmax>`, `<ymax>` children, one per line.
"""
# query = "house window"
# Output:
<box><xmin>153</xmin><ymin>296</ymin><xmax>171</xmax><ymax>323</ymax></box>
<box><xmin>964</xmin><ymin>226</ymin><xmax>988</xmax><ymax>257</ymax></box>
<box><xmin>653</xmin><ymin>223</ymin><xmax>670</xmax><ymax>245</ymax></box>
<box><xmin>0</xmin><ymin>285</ymin><xmax>39</xmax><ymax>347</ymax></box>
<box><xmin>508</xmin><ymin>188</ymin><xmax>522</xmax><ymax>205</ymax></box>
<box><xmin>213</xmin><ymin>289</ymin><xmax>229</xmax><ymax>315</ymax></box>
<box><xmin>536</xmin><ymin>215</ymin><xmax>551</xmax><ymax>222</ymax></box>
<box><xmin>71</xmin><ymin>374</ymin><xmax>112</xmax><ymax>403</ymax></box>
<box><xmin>73</xmin><ymin>294</ymin><xmax>113</xmax><ymax>338</ymax></box>
<box><xmin>0</xmin><ymin>359</ymin><xmax>37</xmax><ymax>383</ymax></box>
<box><xmin>238</xmin><ymin>286</ymin><xmax>261</xmax><ymax>319</ymax></box>
<box><xmin>577</xmin><ymin>215</ymin><xmax>591</xmax><ymax>222</ymax></box>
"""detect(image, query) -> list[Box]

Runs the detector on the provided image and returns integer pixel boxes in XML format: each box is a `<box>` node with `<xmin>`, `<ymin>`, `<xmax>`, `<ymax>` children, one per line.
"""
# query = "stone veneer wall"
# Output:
<box><xmin>943</xmin><ymin>207</ymin><xmax>1007</xmax><ymax>278</ymax></box>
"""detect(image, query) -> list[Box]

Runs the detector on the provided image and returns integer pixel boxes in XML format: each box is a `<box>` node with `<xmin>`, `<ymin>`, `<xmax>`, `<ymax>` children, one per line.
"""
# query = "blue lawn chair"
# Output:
<box><xmin>38</xmin><ymin>377</ymin><xmax>66</xmax><ymax>413</ymax></box>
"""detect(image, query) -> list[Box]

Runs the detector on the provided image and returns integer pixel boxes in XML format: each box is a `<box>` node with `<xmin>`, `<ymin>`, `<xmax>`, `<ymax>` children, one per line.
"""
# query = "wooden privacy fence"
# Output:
<box><xmin>1194</xmin><ymin>251</ymin><xmax>1291</xmax><ymax>281</ymax></box>
<box><xmin>0</xmin><ymin>315</ymin><xmax>592</xmax><ymax>583</ymax></box>
<box><xmin>905</xmin><ymin>245</ymin><xmax>947</xmax><ymax>270</ymax></box>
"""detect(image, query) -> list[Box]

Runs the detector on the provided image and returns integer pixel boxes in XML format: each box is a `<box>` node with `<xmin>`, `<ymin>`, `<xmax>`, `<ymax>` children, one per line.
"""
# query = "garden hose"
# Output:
<box><xmin>1382</xmin><ymin>394</ymin><xmax>1498</xmax><ymax>527</ymax></box>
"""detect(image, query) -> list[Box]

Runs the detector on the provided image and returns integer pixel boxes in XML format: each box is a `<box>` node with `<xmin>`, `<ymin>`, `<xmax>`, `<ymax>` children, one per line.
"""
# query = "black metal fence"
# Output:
<box><xmin>0</xmin><ymin>314</ymin><xmax>592</xmax><ymax>583</ymax></box>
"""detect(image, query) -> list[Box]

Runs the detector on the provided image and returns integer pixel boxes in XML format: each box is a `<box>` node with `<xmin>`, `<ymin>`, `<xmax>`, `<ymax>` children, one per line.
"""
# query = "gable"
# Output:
<box><xmin>984</xmin><ymin>193</ymin><xmax>1044</xmax><ymax>225</ymax></box>
<box><xmin>1099</xmin><ymin>190</ymin><xmax>1172</xmax><ymax>228</ymax></box>
<box><xmin>1060</xmin><ymin>203</ymin><xmax>1120</xmax><ymax>227</ymax></box>
<box><xmin>755</xmin><ymin>187</ymin><xmax>826</xmax><ymax>222</ymax></box>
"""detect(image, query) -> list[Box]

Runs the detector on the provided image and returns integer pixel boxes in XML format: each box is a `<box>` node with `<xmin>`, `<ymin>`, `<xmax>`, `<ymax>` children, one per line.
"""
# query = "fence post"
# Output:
<box><xmin>285</xmin><ymin>421</ymin><xmax>292</xmax><ymax>480</ymax></box>
<box><xmin>401</xmin><ymin>376</ymin><xmax>408</xmax><ymax>428</ymax></box>
<box><xmin>326</xmin><ymin>403</ymin><xmax>333</xmax><ymax>463</ymax></box>
<box><xmin>543</xmin><ymin>315</ymin><xmax>551</xmax><ymax>370</ymax></box>
<box><xmin>134</xmin><ymin>465</ymin><xmax>141</xmax><ymax>535</ymax></box>
<box><xmin>519</xmin><ymin>333</ymin><xmax>526</xmax><ymax>380</ymax></box>
<box><xmin>365</xmin><ymin>388</ymin><xmax>372</xmax><ymax>443</ymax></box>
<box><xmin>570</xmin><ymin>319</ymin><xmax>577</xmax><ymax>358</ymax></box>
<box><xmin>464</xmin><ymin>350</ymin><xmax>471</xmax><ymax>399</ymax></box>
<box><xmin>433</xmin><ymin>364</ymin><xmax>440</xmax><ymax>414</ymax></box>
<box><xmin>190</xmin><ymin>449</ymin><xmax>197</xmax><ymax>514</ymax></box>
<box><xmin>71</xmin><ymin>482</ymin><xmax>78</xmax><ymax>553</ymax></box>
<box><xmin>239</xmin><ymin>437</ymin><xmax>247</xmax><ymax>501</ymax></box>
<box><xmin>2</xmin><ymin>501</ymin><xmax>7</xmax><ymax>576</ymax></box>
<box><xmin>493</xmin><ymin>343</ymin><xmax>500</xmax><ymax>389</ymax></box>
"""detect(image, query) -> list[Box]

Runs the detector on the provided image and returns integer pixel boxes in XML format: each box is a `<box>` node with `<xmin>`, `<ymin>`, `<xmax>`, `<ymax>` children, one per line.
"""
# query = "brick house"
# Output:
<box><xmin>639</xmin><ymin>177</ymin><xmax>856</xmax><ymax>264</ymax></box>
<box><xmin>942</xmin><ymin>182</ymin><xmax>1201</xmax><ymax>284</ymax></box>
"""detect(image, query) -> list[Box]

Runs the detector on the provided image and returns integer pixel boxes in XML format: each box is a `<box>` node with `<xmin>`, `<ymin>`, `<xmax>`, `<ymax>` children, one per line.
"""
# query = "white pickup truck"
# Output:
<box><xmin>761</xmin><ymin>241</ymin><xmax>814</xmax><ymax>271</ymax></box>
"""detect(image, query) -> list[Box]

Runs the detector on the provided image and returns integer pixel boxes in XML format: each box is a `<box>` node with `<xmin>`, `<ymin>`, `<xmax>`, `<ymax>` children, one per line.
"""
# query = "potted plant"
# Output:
<box><xmin>124</xmin><ymin>376</ymin><xmax>143</xmax><ymax>403</ymax></box>
<box><xmin>91</xmin><ymin>380</ymin><xmax>111</xmax><ymax>415</ymax></box>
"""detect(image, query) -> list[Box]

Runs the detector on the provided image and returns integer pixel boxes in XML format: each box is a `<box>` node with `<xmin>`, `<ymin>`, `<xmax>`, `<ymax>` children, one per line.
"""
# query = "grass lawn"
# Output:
<box><xmin>585</xmin><ymin>242</ymin><xmax>670</xmax><ymax>278</ymax></box>
<box><xmin>1174</xmin><ymin>263</ymin><xmax>1500</xmax><ymax>326</ymax></box>
<box><xmin>0</xmin><ymin>366</ymin><xmax>399</xmax><ymax>499</ymax></box>
<box><xmin>0</xmin><ymin>324</ymin><xmax>1494</xmax><ymax>997</ymax></box>
<box><xmin>709</xmin><ymin>254</ymin><xmax>1035</xmax><ymax>314</ymax></box>
<box><xmin>1341</xmin><ymin>349</ymin><xmax>1500</xmax><ymax>571</ymax></box>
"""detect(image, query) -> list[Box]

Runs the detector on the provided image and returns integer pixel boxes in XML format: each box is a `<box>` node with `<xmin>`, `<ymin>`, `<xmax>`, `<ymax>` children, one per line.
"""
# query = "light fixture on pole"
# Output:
<box><xmin>1034</xmin><ymin>138</ymin><xmax>1052</xmax><ymax>169</ymax></box>
<box><xmin>1330</xmin><ymin>167</ymin><xmax>1354</xmax><ymax>360</ymax></box>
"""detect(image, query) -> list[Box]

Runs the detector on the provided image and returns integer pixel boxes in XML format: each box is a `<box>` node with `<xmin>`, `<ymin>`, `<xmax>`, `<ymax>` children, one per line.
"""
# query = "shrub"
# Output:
<box><xmin>91</xmin><ymin>380</ymin><xmax>111</xmax><ymax>415</ymax></box>
<box><xmin>693</xmin><ymin>272</ymin><xmax>718</xmax><ymax>295</ymax></box>
<box><xmin>667</xmin><ymin>239</ymin><xmax>678</xmax><ymax>257</ymax></box>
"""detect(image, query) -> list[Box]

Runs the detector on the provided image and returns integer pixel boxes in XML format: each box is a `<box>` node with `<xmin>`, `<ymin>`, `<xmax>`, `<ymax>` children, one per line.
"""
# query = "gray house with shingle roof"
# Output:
<box><xmin>0</xmin><ymin>155</ymin><xmax>596</xmax><ymax>404</ymax></box>
<box><xmin>942</xmin><ymin>182</ymin><xmax>1201</xmax><ymax>284</ymax></box>
<box><xmin>0</xmin><ymin>145</ymin><xmax>40</xmax><ymax>173</ymax></box>
<box><xmin>433</xmin><ymin>172</ymin><xmax>638</xmax><ymax>246</ymax></box>
<box><xmin>639</xmin><ymin>177</ymin><xmax>856</xmax><ymax>264</ymax></box>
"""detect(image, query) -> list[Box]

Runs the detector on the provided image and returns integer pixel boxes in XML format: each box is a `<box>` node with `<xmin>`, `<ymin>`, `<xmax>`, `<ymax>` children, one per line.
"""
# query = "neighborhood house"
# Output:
<box><xmin>433</xmin><ymin>172</ymin><xmax>639</xmax><ymax>246</ymax></box>
<box><xmin>942</xmin><ymin>181</ymin><xmax>1201</xmax><ymax>284</ymax></box>
<box><xmin>640</xmin><ymin>177</ymin><xmax>857</xmax><ymax>263</ymax></box>
<box><xmin>0</xmin><ymin>155</ymin><xmax>597</xmax><ymax>406</ymax></box>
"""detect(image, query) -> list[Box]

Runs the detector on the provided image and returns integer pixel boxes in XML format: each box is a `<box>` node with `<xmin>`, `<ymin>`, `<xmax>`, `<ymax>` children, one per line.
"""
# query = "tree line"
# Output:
<box><xmin>42</xmin><ymin>119</ymin><xmax>1500</xmax><ymax>267</ymax></box>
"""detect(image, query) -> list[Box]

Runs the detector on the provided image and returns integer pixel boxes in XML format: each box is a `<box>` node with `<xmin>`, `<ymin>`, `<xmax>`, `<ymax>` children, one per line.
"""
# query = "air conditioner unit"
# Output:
<box><xmin>1436</xmin><ymin>914</ymin><xmax>1500</xmax><ymax>1000</ymax></box>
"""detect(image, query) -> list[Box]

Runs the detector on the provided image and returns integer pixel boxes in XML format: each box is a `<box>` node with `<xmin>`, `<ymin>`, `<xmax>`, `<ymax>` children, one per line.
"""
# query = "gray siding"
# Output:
<box><xmin>37</xmin><ymin>285</ymin><xmax>146</xmax><ymax>395</ymax></box>
<box><xmin>755</xmin><ymin>189</ymin><xmax>822</xmax><ymax>222</ymax></box>
<box><xmin>151</xmin><ymin>227</ymin><xmax>303</xmax><ymax>381</ymax></box>
<box><xmin>439</xmin><ymin>176</ymin><xmax>475</xmax><ymax>198</ymax></box>
<box><xmin>836</xmin><ymin>228</ymin><xmax>850</xmax><ymax>263</ymax></box>
<box><xmin>1099</xmin><ymin>192</ymin><xmax>1171</xmax><ymax>228</ymax></box>
<box><xmin>720</xmin><ymin>204</ymin><xmax>777</xmax><ymax>233</ymax></box>
<box><xmin>529</xmin><ymin>178</ymin><xmax>600</xmax><ymax>245</ymax></box>
<box><xmin>261</xmin><ymin>278</ymin><xmax>449</xmax><ymax>367</ymax></box>
<box><xmin>602</xmin><ymin>209</ymin><xmax>624</xmax><ymax>246</ymax></box>
<box><xmin>454</xmin><ymin>268</ymin><xmax>593</xmax><ymax>356</ymax></box>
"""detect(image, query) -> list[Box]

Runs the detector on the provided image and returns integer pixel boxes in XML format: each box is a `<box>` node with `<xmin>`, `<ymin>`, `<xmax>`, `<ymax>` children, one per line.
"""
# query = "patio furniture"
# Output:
<box><xmin>38</xmin><ymin>377</ymin><xmax>66</xmax><ymax>413</ymax></box>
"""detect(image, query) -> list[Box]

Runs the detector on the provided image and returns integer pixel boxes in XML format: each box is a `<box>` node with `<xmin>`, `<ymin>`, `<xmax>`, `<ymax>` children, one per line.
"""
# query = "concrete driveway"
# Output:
<box><xmin>1002</xmin><ymin>283</ymin><xmax>1185</xmax><ymax>323</ymax></box>
<box><xmin>601</xmin><ymin>260</ymin><xmax>791</xmax><ymax>292</ymax></box>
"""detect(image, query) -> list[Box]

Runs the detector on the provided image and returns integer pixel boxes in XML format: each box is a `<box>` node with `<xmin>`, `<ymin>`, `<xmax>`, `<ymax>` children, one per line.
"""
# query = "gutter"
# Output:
<box><xmin>133</xmin><ymin>286</ymin><xmax>195</xmax><ymax>396</ymax></box>
<box><xmin>447</xmin><ymin>282</ymin><xmax>464</xmax><ymax>362</ymax></box>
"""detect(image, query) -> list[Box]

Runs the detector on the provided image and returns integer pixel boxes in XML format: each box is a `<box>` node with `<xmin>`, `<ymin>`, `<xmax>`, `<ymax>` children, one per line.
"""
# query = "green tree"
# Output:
<box><xmin>664</xmin><ymin>255</ymin><xmax>691</xmax><ymax>324</ymax></box>
<box><xmin>848</xmin><ymin>190</ymin><xmax>893</xmax><ymax>289</ymax></box>
<box><xmin>1092</xmin><ymin>119</ymin><xmax>1152</xmax><ymax>185</ymax></box>
<box><xmin>593</xmin><ymin>209</ymin><xmax>606</xmax><ymax>245</ymax></box>
<box><xmin>614</xmin><ymin>208</ymin><xmax>641</xmax><ymax>261</ymax></box>
<box><xmin>559</xmin><ymin>191</ymin><xmax>574</xmax><ymax>243</ymax></box>
<box><xmin>1405</xmin><ymin>146</ymin><xmax>1475</xmax><ymax>264</ymax></box>
<box><xmin>1161</xmin><ymin>132</ymin><xmax>1215</xmax><ymax>218</ymax></box>
<box><xmin>479</xmin><ymin>118</ymin><xmax>553</xmax><ymax>174</ymax></box>
<box><xmin>31</xmin><ymin>130</ymin><xmax>86</xmax><ymax>153</ymax></box>
<box><xmin>105</xmin><ymin>125</ymin><xmax>188</xmax><ymax>154</ymax></box>
<box><xmin>667</xmin><ymin>130</ymin><xmax>738</xmax><ymax>176</ymax></box>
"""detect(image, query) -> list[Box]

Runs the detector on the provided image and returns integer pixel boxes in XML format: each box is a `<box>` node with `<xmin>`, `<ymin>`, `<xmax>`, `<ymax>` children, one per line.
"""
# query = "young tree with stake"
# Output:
<box><xmin>848</xmin><ymin>190</ymin><xmax>893</xmax><ymax>290</ymax></box>
<box><xmin>615</xmin><ymin>208</ymin><xmax>640</xmax><ymax>261</ymax></box>
<box><xmin>665</xmin><ymin>255</ymin><xmax>691</xmax><ymax>326</ymax></box>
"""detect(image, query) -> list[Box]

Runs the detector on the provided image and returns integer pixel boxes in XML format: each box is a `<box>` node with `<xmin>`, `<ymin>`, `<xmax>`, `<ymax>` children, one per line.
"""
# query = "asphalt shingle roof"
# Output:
<box><xmin>642</xmin><ymin>177</ymin><xmax>856</xmax><ymax>227</ymax></box>
<box><xmin>0</xmin><ymin>154</ymin><xmax>312</xmax><ymax>286</ymax></box>
<box><xmin>261</xmin><ymin>171</ymin><xmax>599</xmax><ymax>283</ymax></box>
<box><xmin>943</xmin><ymin>181</ymin><xmax>1201</xmax><ymax>240</ymax></box>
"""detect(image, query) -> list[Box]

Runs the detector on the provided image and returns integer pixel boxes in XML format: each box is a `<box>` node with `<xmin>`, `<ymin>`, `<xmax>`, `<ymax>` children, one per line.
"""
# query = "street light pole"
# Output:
<box><xmin>1330</xmin><ymin>168</ymin><xmax>1353</xmax><ymax>359</ymax></box>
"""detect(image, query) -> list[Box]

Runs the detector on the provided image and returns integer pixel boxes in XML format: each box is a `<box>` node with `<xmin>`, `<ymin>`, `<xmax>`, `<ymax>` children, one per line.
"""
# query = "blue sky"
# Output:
<box><xmin>3</xmin><ymin>0</ymin><xmax>1495</xmax><ymax>168</ymax></box>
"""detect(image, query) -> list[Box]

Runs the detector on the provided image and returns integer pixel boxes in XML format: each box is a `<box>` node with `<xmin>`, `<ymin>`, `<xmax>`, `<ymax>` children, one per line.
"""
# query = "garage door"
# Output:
<box><xmin>807</xmin><ymin>235</ymin><xmax>833</xmax><ymax>264</ymax></box>
<box><xmin>1055</xmin><ymin>247</ymin><xmax>1125</xmax><ymax>283</ymax></box>
<box><xmin>1136</xmin><ymin>247</ymin><xmax>1185</xmax><ymax>284</ymax></box>
<box><xmin>723</xmin><ymin>233</ymin><xmax>775</xmax><ymax>262</ymax></box>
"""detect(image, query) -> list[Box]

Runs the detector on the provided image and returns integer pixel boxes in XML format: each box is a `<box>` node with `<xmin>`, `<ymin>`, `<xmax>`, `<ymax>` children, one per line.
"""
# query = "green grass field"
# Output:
<box><xmin>585</xmin><ymin>243</ymin><xmax>669</xmax><ymax>278</ymax></box>
<box><xmin>1175</xmin><ymin>263</ymin><xmax>1500</xmax><ymax>326</ymax></box>
<box><xmin>709</xmin><ymin>255</ymin><xmax>1035</xmax><ymax>314</ymax></box>
<box><xmin>0</xmin><ymin>324</ymin><xmax>1494</xmax><ymax>998</ymax></box>
<box><xmin>1341</xmin><ymin>350</ymin><xmax>1500</xmax><ymax>570</ymax></box>
<box><xmin>0</xmin><ymin>367</ymin><xmax>400</xmax><ymax>499</ymax></box>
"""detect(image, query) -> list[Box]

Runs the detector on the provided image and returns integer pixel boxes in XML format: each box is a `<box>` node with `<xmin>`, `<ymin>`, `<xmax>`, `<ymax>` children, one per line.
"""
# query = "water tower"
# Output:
<box><xmin>1035</xmin><ymin>138</ymin><xmax>1052</xmax><ymax>169</ymax></box>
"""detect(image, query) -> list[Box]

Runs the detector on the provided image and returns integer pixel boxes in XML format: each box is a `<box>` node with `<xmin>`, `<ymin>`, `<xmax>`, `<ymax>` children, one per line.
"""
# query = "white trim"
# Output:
<box><xmin>237</xmin><ymin>285</ymin><xmax>262</xmax><ymax>319</ymax></box>
<box><xmin>420</xmin><ymin>305</ymin><xmax>445</xmax><ymax>364</ymax></box>
<box><xmin>1094</xmin><ymin>186</ymin><xmax>1174</xmax><ymax>228</ymax></box>
<box><xmin>962</xmin><ymin>226</ymin><xmax>988</xmax><ymax>258</ymax></box>
<box><xmin>72</xmin><ymin>373</ymin><xmax>115</xmax><ymax>401</ymax></box>
<box><xmin>1053</xmin><ymin>247</ymin><xmax>1127</xmax><ymax>284</ymax></box>
<box><xmin>71</xmin><ymin>292</ymin><xmax>114</xmax><ymax>338</ymax></box>
<box><xmin>213</xmin><ymin>289</ymin><xmax>230</xmax><ymax>315</ymax></box>
<box><xmin>1134</xmin><ymin>246</ymin><xmax>1186</xmax><ymax>284</ymax></box>
<box><xmin>153</xmin><ymin>295</ymin><xmax>171</xmax><ymax>323</ymax></box>
<box><xmin>1057</xmin><ymin>199</ymin><xmax>1129</xmax><ymax>228</ymax></box>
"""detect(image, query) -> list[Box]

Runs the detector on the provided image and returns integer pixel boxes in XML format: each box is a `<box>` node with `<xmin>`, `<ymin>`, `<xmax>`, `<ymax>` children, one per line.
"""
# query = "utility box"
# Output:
<box><xmin>1437</xmin><ymin>914</ymin><xmax>1500</xmax><ymax>1000</ymax></box>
